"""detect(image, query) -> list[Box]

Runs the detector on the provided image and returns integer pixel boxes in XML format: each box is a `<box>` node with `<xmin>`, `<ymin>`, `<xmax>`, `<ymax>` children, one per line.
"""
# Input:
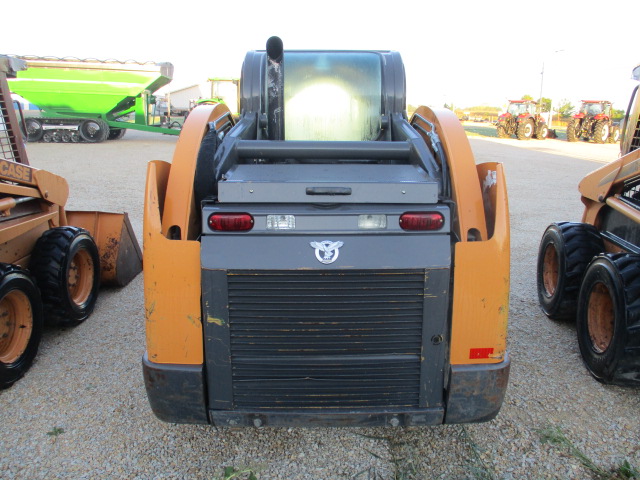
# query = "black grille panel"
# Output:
<box><xmin>227</xmin><ymin>270</ymin><xmax>425</xmax><ymax>408</ymax></box>
<box><xmin>631</xmin><ymin>117</ymin><xmax>640</xmax><ymax>153</ymax></box>
<box><xmin>622</xmin><ymin>179</ymin><xmax>640</xmax><ymax>208</ymax></box>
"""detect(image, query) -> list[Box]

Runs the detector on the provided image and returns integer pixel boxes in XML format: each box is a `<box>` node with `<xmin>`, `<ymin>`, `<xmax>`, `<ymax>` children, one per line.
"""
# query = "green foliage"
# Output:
<box><xmin>46</xmin><ymin>426</ymin><xmax>64</xmax><ymax>437</ymax></box>
<box><xmin>539</xmin><ymin>425</ymin><xmax>640</xmax><ymax>479</ymax></box>
<box><xmin>462</xmin><ymin>105</ymin><xmax>501</xmax><ymax>120</ymax></box>
<box><xmin>215</xmin><ymin>466</ymin><xmax>259</xmax><ymax>480</ymax></box>
<box><xmin>457</xmin><ymin>426</ymin><xmax>497</xmax><ymax>480</ymax></box>
<box><xmin>466</xmin><ymin>105</ymin><xmax>501</xmax><ymax>113</ymax></box>
<box><xmin>615</xmin><ymin>460</ymin><xmax>640</xmax><ymax>479</ymax></box>
<box><xmin>612</xmin><ymin>108</ymin><xmax>626</xmax><ymax>120</ymax></box>
<box><xmin>355</xmin><ymin>433</ymin><xmax>420</xmax><ymax>480</ymax></box>
<box><xmin>555</xmin><ymin>99</ymin><xmax>575</xmax><ymax>118</ymax></box>
<box><xmin>539</xmin><ymin>97</ymin><xmax>552</xmax><ymax>113</ymax></box>
<box><xmin>521</xmin><ymin>94</ymin><xmax>534</xmax><ymax>101</ymax></box>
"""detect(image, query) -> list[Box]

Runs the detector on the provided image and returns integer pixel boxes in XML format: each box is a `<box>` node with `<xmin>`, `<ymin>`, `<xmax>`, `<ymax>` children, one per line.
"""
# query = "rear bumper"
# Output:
<box><xmin>142</xmin><ymin>353</ymin><xmax>208</xmax><ymax>424</ymax></box>
<box><xmin>445</xmin><ymin>353</ymin><xmax>511</xmax><ymax>424</ymax></box>
<box><xmin>142</xmin><ymin>353</ymin><xmax>510</xmax><ymax>426</ymax></box>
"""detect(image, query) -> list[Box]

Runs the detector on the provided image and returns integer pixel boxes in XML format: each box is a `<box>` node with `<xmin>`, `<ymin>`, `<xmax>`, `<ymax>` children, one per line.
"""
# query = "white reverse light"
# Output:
<box><xmin>358</xmin><ymin>214</ymin><xmax>387</xmax><ymax>230</ymax></box>
<box><xmin>266</xmin><ymin>214</ymin><xmax>296</xmax><ymax>230</ymax></box>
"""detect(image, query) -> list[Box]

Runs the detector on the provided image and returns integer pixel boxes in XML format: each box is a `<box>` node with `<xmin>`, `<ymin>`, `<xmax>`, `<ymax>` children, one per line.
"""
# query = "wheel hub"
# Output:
<box><xmin>0</xmin><ymin>290</ymin><xmax>33</xmax><ymax>364</ymax></box>
<box><xmin>587</xmin><ymin>282</ymin><xmax>614</xmax><ymax>353</ymax></box>
<box><xmin>68</xmin><ymin>249</ymin><xmax>94</xmax><ymax>306</ymax></box>
<box><xmin>542</xmin><ymin>244</ymin><xmax>559</xmax><ymax>296</ymax></box>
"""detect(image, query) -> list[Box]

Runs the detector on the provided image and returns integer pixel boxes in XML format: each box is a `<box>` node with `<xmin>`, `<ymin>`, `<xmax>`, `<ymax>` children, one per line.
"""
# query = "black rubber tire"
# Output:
<box><xmin>537</xmin><ymin>222</ymin><xmax>604</xmax><ymax>320</ymax></box>
<box><xmin>29</xmin><ymin>227</ymin><xmax>100</xmax><ymax>327</ymax></box>
<box><xmin>0</xmin><ymin>264</ymin><xmax>44</xmax><ymax>389</ymax></box>
<box><xmin>566</xmin><ymin>119</ymin><xmax>579</xmax><ymax>142</ymax></box>
<box><xmin>107</xmin><ymin>128</ymin><xmax>126</xmax><ymax>140</ymax></box>
<box><xmin>24</xmin><ymin>118</ymin><xmax>44</xmax><ymax>142</ymax></box>
<box><xmin>576</xmin><ymin>254</ymin><xmax>640</xmax><ymax>385</ymax></box>
<box><xmin>79</xmin><ymin>119</ymin><xmax>109</xmax><ymax>143</ymax></box>
<box><xmin>607</xmin><ymin>126</ymin><xmax>620</xmax><ymax>144</ymax></box>
<box><xmin>593</xmin><ymin>121</ymin><xmax>609</xmax><ymax>144</ymax></box>
<box><xmin>496</xmin><ymin>125</ymin><xmax>508</xmax><ymax>138</ymax></box>
<box><xmin>516</xmin><ymin>119</ymin><xmax>534</xmax><ymax>140</ymax></box>
<box><xmin>194</xmin><ymin>126</ymin><xmax>222</xmax><ymax>209</ymax></box>
<box><xmin>534</xmin><ymin>124</ymin><xmax>549</xmax><ymax>140</ymax></box>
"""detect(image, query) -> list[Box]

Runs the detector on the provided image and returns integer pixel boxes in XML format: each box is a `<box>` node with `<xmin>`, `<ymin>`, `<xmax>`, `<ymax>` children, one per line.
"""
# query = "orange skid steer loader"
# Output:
<box><xmin>142</xmin><ymin>38</ymin><xmax>511</xmax><ymax>427</ymax></box>
<box><xmin>0</xmin><ymin>55</ymin><xmax>142</xmax><ymax>388</ymax></box>
<box><xmin>537</xmin><ymin>63</ymin><xmax>640</xmax><ymax>385</ymax></box>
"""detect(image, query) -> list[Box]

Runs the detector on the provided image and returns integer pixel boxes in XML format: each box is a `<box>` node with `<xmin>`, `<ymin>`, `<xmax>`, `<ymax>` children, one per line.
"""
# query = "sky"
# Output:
<box><xmin>5</xmin><ymin>0</ymin><xmax>640</xmax><ymax>112</ymax></box>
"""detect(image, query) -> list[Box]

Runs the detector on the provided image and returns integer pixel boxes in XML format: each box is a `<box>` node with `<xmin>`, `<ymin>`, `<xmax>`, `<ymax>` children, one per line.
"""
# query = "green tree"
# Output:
<box><xmin>521</xmin><ymin>94</ymin><xmax>534</xmax><ymax>101</ymax></box>
<box><xmin>612</xmin><ymin>108</ymin><xmax>625</xmax><ymax>120</ymax></box>
<box><xmin>539</xmin><ymin>97</ymin><xmax>552</xmax><ymax>113</ymax></box>
<box><xmin>555</xmin><ymin>99</ymin><xmax>575</xmax><ymax>118</ymax></box>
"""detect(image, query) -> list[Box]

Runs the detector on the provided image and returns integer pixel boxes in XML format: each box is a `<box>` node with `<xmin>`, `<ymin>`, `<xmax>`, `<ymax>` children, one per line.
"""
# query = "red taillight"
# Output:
<box><xmin>399</xmin><ymin>212</ymin><xmax>444</xmax><ymax>231</ymax></box>
<box><xmin>208</xmin><ymin>213</ymin><xmax>254</xmax><ymax>231</ymax></box>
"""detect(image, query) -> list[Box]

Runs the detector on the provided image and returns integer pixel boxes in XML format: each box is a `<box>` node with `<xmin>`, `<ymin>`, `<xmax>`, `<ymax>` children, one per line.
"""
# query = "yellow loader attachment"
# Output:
<box><xmin>65</xmin><ymin>211</ymin><xmax>142</xmax><ymax>287</ymax></box>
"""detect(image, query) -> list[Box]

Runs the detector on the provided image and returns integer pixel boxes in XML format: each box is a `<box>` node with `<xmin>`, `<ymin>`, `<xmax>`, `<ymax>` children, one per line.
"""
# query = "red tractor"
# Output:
<box><xmin>566</xmin><ymin>100</ymin><xmax>620</xmax><ymax>144</ymax></box>
<box><xmin>496</xmin><ymin>100</ymin><xmax>548</xmax><ymax>140</ymax></box>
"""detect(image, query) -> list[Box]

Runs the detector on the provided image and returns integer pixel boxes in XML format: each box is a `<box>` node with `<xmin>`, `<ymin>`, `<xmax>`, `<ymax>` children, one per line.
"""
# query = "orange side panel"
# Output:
<box><xmin>0</xmin><ymin>210</ymin><xmax>57</xmax><ymax>245</ymax></box>
<box><xmin>32</xmin><ymin>169</ymin><xmax>69</xmax><ymax>207</ymax></box>
<box><xmin>411</xmin><ymin>106</ymin><xmax>487</xmax><ymax>241</ymax></box>
<box><xmin>144</xmin><ymin>160</ymin><xmax>203</xmax><ymax>365</ymax></box>
<box><xmin>450</xmin><ymin>163</ymin><xmax>510</xmax><ymax>365</ymax></box>
<box><xmin>578</xmin><ymin>147</ymin><xmax>640</xmax><ymax>203</ymax></box>
<box><xmin>161</xmin><ymin>103</ymin><xmax>232</xmax><ymax>240</ymax></box>
<box><xmin>0</xmin><ymin>221</ymin><xmax>48</xmax><ymax>266</ymax></box>
<box><xmin>0</xmin><ymin>159</ymin><xmax>69</xmax><ymax>205</ymax></box>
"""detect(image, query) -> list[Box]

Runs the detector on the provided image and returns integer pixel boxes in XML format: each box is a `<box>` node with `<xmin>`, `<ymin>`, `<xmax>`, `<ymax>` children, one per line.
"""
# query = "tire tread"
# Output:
<box><xmin>30</xmin><ymin>227</ymin><xmax>99</xmax><ymax>327</ymax></box>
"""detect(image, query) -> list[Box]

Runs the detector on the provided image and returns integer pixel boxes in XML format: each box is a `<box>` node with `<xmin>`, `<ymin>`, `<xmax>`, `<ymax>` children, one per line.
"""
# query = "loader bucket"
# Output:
<box><xmin>65</xmin><ymin>211</ymin><xmax>142</xmax><ymax>287</ymax></box>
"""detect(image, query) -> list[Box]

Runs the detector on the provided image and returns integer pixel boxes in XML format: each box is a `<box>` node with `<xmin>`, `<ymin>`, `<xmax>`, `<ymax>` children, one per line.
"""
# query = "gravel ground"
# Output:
<box><xmin>1</xmin><ymin>130</ymin><xmax>639</xmax><ymax>480</ymax></box>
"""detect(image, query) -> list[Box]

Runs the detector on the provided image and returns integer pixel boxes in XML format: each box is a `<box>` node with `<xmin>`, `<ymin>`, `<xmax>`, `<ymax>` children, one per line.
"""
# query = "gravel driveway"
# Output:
<box><xmin>1</xmin><ymin>130</ymin><xmax>638</xmax><ymax>480</ymax></box>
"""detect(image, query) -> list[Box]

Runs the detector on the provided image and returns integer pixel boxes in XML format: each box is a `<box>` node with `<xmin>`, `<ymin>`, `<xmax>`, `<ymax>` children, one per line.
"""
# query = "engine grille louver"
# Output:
<box><xmin>631</xmin><ymin>117</ymin><xmax>640</xmax><ymax>153</ymax></box>
<box><xmin>227</xmin><ymin>270</ymin><xmax>425</xmax><ymax>409</ymax></box>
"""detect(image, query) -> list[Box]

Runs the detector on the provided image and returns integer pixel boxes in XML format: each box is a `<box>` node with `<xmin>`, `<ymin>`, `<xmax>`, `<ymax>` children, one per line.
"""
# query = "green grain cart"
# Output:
<box><xmin>6</xmin><ymin>56</ymin><xmax>180</xmax><ymax>143</ymax></box>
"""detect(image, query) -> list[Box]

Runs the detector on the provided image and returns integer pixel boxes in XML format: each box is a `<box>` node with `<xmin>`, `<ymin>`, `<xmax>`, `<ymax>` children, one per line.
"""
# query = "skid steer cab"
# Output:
<box><xmin>143</xmin><ymin>37</ymin><xmax>511</xmax><ymax>427</ymax></box>
<box><xmin>0</xmin><ymin>56</ymin><xmax>142</xmax><ymax>389</ymax></box>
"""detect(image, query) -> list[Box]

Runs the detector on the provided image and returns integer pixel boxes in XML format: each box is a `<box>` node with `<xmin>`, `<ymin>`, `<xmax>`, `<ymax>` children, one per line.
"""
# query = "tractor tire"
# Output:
<box><xmin>30</xmin><ymin>227</ymin><xmax>100</xmax><ymax>327</ymax></box>
<box><xmin>496</xmin><ymin>125</ymin><xmax>509</xmax><ymax>138</ymax></box>
<box><xmin>79</xmin><ymin>119</ymin><xmax>109</xmax><ymax>143</ymax></box>
<box><xmin>608</xmin><ymin>126</ymin><xmax>620</xmax><ymax>144</ymax></box>
<box><xmin>576</xmin><ymin>254</ymin><xmax>640</xmax><ymax>385</ymax></box>
<box><xmin>0</xmin><ymin>264</ymin><xmax>43</xmax><ymax>389</ymax></box>
<box><xmin>535</xmin><ymin>124</ymin><xmax>549</xmax><ymax>140</ymax></box>
<box><xmin>24</xmin><ymin>118</ymin><xmax>44</xmax><ymax>142</ymax></box>
<box><xmin>566</xmin><ymin>119</ymin><xmax>580</xmax><ymax>142</ymax></box>
<box><xmin>516</xmin><ymin>119</ymin><xmax>534</xmax><ymax>140</ymax></box>
<box><xmin>107</xmin><ymin>128</ymin><xmax>126</xmax><ymax>140</ymax></box>
<box><xmin>537</xmin><ymin>222</ymin><xmax>604</xmax><ymax>320</ymax></box>
<box><xmin>593</xmin><ymin>121</ymin><xmax>610</xmax><ymax>144</ymax></box>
